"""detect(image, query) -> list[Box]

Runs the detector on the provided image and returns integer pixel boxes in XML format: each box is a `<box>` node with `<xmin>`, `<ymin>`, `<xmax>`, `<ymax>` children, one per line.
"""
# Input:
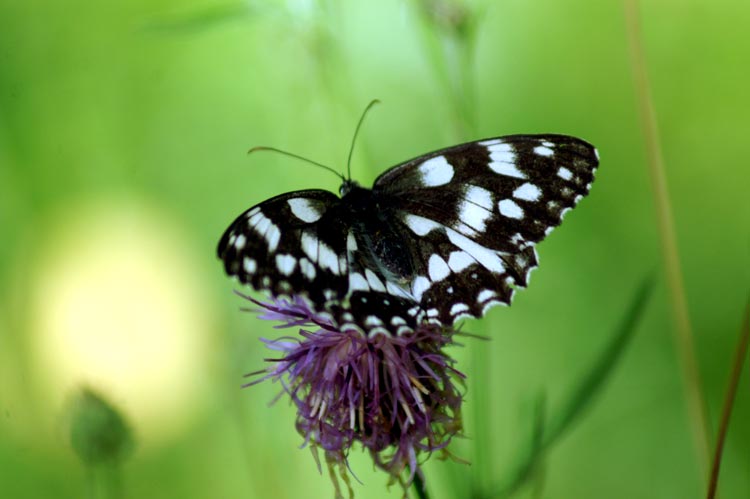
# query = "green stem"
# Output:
<box><xmin>413</xmin><ymin>472</ymin><xmax>430</xmax><ymax>499</ymax></box>
<box><xmin>706</xmin><ymin>298</ymin><xmax>750</xmax><ymax>499</ymax></box>
<box><xmin>86</xmin><ymin>465</ymin><xmax>97</xmax><ymax>499</ymax></box>
<box><xmin>623</xmin><ymin>0</ymin><xmax>712</xmax><ymax>481</ymax></box>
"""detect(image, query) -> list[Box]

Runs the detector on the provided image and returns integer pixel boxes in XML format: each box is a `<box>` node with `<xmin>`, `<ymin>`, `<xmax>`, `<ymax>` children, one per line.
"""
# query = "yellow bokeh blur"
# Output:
<box><xmin>27</xmin><ymin>197</ymin><xmax>216</xmax><ymax>450</ymax></box>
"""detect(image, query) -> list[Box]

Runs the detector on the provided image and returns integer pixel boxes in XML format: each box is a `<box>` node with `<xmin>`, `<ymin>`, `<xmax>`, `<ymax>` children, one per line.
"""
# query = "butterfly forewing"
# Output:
<box><xmin>218</xmin><ymin>189</ymin><xmax>351</xmax><ymax>313</ymax></box>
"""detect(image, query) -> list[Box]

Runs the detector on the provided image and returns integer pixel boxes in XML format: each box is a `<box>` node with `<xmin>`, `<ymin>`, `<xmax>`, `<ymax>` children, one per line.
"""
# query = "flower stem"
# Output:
<box><xmin>623</xmin><ymin>0</ymin><xmax>712</xmax><ymax>481</ymax></box>
<box><xmin>413</xmin><ymin>473</ymin><xmax>430</xmax><ymax>499</ymax></box>
<box><xmin>706</xmin><ymin>298</ymin><xmax>750</xmax><ymax>499</ymax></box>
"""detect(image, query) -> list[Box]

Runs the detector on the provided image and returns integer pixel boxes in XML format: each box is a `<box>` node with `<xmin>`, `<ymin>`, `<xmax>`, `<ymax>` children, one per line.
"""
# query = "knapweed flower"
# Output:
<box><xmin>242</xmin><ymin>293</ymin><xmax>465</xmax><ymax>498</ymax></box>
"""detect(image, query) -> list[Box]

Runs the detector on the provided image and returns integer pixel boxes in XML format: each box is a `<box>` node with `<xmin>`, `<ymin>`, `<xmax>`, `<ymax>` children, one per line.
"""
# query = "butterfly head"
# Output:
<box><xmin>339</xmin><ymin>179</ymin><xmax>360</xmax><ymax>197</ymax></box>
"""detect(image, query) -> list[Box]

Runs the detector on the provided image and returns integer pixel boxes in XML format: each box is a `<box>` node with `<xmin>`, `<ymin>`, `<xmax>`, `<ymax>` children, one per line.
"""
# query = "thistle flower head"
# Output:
<box><xmin>243</xmin><ymin>294</ymin><xmax>465</xmax><ymax>496</ymax></box>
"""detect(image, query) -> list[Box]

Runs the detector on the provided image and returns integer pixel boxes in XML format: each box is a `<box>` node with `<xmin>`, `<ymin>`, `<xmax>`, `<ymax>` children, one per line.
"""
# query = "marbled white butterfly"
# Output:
<box><xmin>218</xmin><ymin>130</ymin><xmax>598</xmax><ymax>336</ymax></box>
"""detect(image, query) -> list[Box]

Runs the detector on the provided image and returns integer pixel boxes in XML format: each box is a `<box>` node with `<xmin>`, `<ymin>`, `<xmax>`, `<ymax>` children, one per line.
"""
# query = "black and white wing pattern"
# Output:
<box><xmin>218</xmin><ymin>189</ymin><xmax>350</xmax><ymax>317</ymax></box>
<box><xmin>218</xmin><ymin>134</ymin><xmax>598</xmax><ymax>336</ymax></box>
<box><xmin>370</xmin><ymin>134</ymin><xmax>598</xmax><ymax>326</ymax></box>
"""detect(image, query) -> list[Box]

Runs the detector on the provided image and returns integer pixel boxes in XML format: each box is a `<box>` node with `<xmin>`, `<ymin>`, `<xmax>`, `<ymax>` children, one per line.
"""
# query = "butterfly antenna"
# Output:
<box><xmin>346</xmin><ymin>99</ymin><xmax>381</xmax><ymax>180</ymax></box>
<box><xmin>248</xmin><ymin>146</ymin><xmax>345</xmax><ymax>181</ymax></box>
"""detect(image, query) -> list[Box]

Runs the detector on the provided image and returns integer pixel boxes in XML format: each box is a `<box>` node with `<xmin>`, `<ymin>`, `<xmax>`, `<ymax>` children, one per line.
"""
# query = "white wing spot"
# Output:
<box><xmin>477</xmin><ymin>289</ymin><xmax>496</xmax><ymax>303</ymax></box>
<box><xmin>368</xmin><ymin>328</ymin><xmax>389</xmax><ymax>339</ymax></box>
<box><xmin>318</xmin><ymin>241</ymin><xmax>340</xmax><ymax>275</ymax></box>
<box><xmin>446</xmin><ymin>228</ymin><xmax>506</xmax><ymax>273</ymax></box>
<box><xmin>287</xmin><ymin>198</ymin><xmax>323</xmax><ymax>223</ymax></box>
<box><xmin>365</xmin><ymin>269</ymin><xmax>386</xmax><ymax>292</ymax></box>
<box><xmin>301</xmin><ymin>231</ymin><xmax>319</xmax><ymax>263</ymax></box>
<box><xmin>250</xmin><ymin>212</ymin><xmax>281</xmax><ymax>251</ymax></box>
<box><xmin>498</xmin><ymin>199</ymin><xmax>524</xmax><ymax>219</ymax></box>
<box><xmin>346</xmin><ymin>231</ymin><xmax>358</xmax><ymax>252</ymax></box>
<box><xmin>391</xmin><ymin>316</ymin><xmax>407</xmax><ymax>326</ymax></box>
<box><xmin>450</xmin><ymin>303</ymin><xmax>470</xmax><ymax>316</ymax></box>
<box><xmin>418</xmin><ymin>156</ymin><xmax>454</xmax><ymax>187</ymax></box>
<box><xmin>275</xmin><ymin>254</ymin><xmax>296</xmax><ymax>276</ymax></box>
<box><xmin>265</xmin><ymin>224</ymin><xmax>281</xmax><ymax>252</ymax></box>
<box><xmin>513</xmin><ymin>183</ymin><xmax>542</xmax><ymax>202</ymax></box>
<box><xmin>458</xmin><ymin>185</ymin><xmax>493</xmax><ymax>232</ymax></box>
<box><xmin>560</xmin><ymin>207</ymin><xmax>572</xmax><ymax>220</ymax></box>
<box><xmin>428</xmin><ymin>254</ymin><xmax>450</xmax><ymax>282</ymax></box>
<box><xmin>466</xmin><ymin>185</ymin><xmax>494</xmax><ymax>209</ymax></box>
<box><xmin>247</xmin><ymin>210</ymin><xmax>264</xmax><ymax>228</ymax></box>
<box><xmin>534</xmin><ymin>145</ymin><xmax>554</xmax><ymax>157</ymax></box>
<box><xmin>299</xmin><ymin>258</ymin><xmax>316</xmax><ymax>281</ymax></box>
<box><xmin>349</xmin><ymin>272</ymin><xmax>370</xmax><ymax>292</ymax></box>
<box><xmin>242</xmin><ymin>257</ymin><xmax>257</xmax><ymax>274</ymax></box>
<box><xmin>252</xmin><ymin>214</ymin><xmax>270</xmax><ymax>237</ymax></box>
<box><xmin>365</xmin><ymin>316</ymin><xmax>383</xmax><ymax>327</ymax></box>
<box><xmin>557</xmin><ymin>167</ymin><xmax>573</xmax><ymax>181</ymax></box>
<box><xmin>233</xmin><ymin>234</ymin><xmax>246</xmax><ymax>250</ymax></box>
<box><xmin>541</xmin><ymin>141</ymin><xmax>554</xmax><ymax>148</ymax></box>
<box><xmin>486</xmin><ymin>143</ymin><xmax>525</xmax><ymax>179</ymax></box>
<box><xmin>448</xmin><ymin>251</ymin><xmax>474</xmax><ymax>272</ymax></box>
<box><xmin>482</xmin><ymin>299</ymin><xmax>508</xmax><ymax>315</ymax></box>
<box><xmin>411</xmin><ymin>276</ymin><xmax>431</xmax><ymax>301</ymax></box>
<box><xmin>403</xmin><ymin>214</ymin><xmax>443</xmax><ymax>236</ymax></box>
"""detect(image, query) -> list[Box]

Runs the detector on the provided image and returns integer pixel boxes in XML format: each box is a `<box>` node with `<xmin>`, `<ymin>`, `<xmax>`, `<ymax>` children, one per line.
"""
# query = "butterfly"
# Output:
<box><xmin>218</xmin><ymin>134</ymin><xmax>598</xmax><ymax>336</ymax></box>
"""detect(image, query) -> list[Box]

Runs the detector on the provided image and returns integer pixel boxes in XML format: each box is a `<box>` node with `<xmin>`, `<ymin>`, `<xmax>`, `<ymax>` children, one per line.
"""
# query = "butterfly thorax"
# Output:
<box><xmin>340</xmin><ymin>183</ymin><xmax>416</xmax><ymax>284</ymax></box>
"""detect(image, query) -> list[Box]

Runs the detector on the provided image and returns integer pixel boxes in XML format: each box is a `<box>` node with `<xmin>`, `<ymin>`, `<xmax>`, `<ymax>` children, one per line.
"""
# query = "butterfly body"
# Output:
<box><xmin>218</xmin><ymin>134</ymin><xmax>599</xmax><ymax>336</ymax></box>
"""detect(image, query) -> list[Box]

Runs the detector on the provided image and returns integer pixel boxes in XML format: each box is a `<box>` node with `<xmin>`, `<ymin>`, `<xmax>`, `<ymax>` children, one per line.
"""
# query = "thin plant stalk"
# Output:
<box><xmin>413</xmin><ymin>473</ymin><xmax>431</xmax><ymax>499</ymax></box>
<box><xmin>623</xmin><ymin>0</ymin><xmax>712</xmax><ymax>480</ymax></box>
<box><xmin>706</xmin><ymin>298</ymin><xmax>750</xmax><ymax>499</ymax></box>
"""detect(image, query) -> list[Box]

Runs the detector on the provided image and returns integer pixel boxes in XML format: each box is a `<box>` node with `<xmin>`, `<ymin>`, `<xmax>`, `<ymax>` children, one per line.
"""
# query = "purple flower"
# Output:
<box><xmin>241</xmin><ymin>293</ymin><xmax>465</xmax><ymax>496</ymax></box>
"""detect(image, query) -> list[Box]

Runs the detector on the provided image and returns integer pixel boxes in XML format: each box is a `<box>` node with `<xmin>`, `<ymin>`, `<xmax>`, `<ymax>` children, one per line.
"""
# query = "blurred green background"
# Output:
<box><xmin>1</xmin><ymin>0</ymin><xmax>748</xmax><ymax>498</ymax></box>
